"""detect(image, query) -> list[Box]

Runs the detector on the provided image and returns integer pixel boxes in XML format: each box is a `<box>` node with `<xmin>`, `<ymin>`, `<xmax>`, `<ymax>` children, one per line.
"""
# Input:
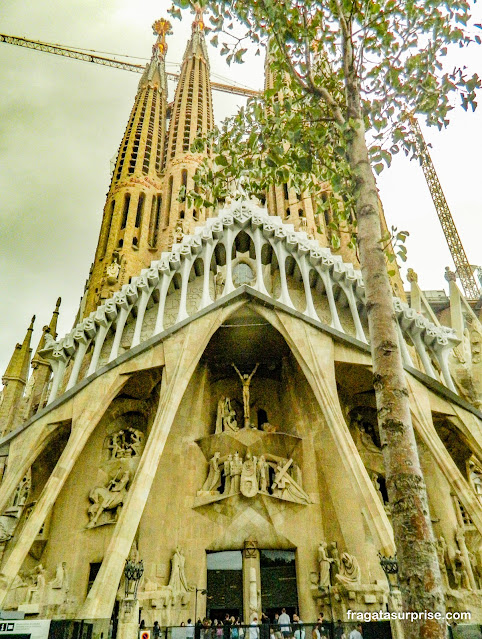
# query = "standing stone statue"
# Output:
<box><xmin>232</xmin><ymin>363</ymin><xmax>259</xmax><ymax>428</ymax></box>
<box><xmin>230</xmin><ymin>452</ymin><xmax>243</xmax><ymax>494</ymax></box>
<box><xmin>336</xmin><ymin>552</ymin><xmax>361</xmax><ymax>587</ymax></box>
<box><xmin>437</xmin><ymin>535</ymin><xmax>450</xmax><ymax>589</ymax></box>
<box><xmin>168</xmin><ymin>546</ymin><xmax>192</xmax><ymax>595</ymax></box>
<box><xmin>215</xmin><ymin>397</ymin><xmax>238</xmax><ymax>433</ymax></box>
<box><xmin>223</xmin><ymin>454</ymin><xmax>233</xmax><ymax>495</ymax></box>
<box><xmin>200</xmin><ymin>452</ymin><xmax>222</xmax><ymax>493</ymax></box>
<box><xmin>318</xmin><ymin>542</ymin><xmax>334</xmax><ymax>589</ymax></box>
<box><xmin>257</xmin><ymin>455</ymin><xmax>269</xmax><ymax>493</ymax></box>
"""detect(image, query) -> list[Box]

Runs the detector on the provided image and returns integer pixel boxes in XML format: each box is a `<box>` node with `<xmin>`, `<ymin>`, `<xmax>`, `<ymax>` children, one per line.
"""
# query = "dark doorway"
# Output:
<box><xmin>206</xmin><ymin>552</ymin><xmax>243</xmax><ymax>621</ymax></box>
<box><xmin>260</xmin><ymin>550</ymin><xmax>298</xmax><ymax>616</ymax></box>
<box><xmin>363</xmin><ymin>621</ymin><xmax>393</xmax><ymax>639</ymax></box>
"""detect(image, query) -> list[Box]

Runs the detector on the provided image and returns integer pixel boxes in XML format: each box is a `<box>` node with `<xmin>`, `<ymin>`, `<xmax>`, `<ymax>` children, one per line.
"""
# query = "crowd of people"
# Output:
<box><xmin>143</xmin><ymin>611</ymin><xmax>363</xmax><ymax>639</ymax></box>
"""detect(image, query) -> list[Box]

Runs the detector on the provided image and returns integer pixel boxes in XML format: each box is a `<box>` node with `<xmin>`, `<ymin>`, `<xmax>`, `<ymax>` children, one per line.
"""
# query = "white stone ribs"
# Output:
<box><xmin>40</xmin><ymin>200</ymin><xmax>459</xmax><ymax>404</ymax></box>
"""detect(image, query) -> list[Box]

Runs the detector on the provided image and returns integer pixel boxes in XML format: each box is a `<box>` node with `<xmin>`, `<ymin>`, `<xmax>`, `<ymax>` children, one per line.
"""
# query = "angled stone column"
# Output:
<box><xmin>0</xmin><ymin>372</ymin><xmax>129</xmax><ymax>606</ymax></box>
<box><xmin>254</xmin><ymin>305</ymin><xmax>395</xmax><ymax>562</ymax></box>
<box><xmin>80</xmin><ymin>303</ymin><xmax>243</xmax><ymax>620</ymax></box>
<box><xmin>407</xmin><ymin>375</ymin><xmax>482</xmax><ymax>535</ymax></box>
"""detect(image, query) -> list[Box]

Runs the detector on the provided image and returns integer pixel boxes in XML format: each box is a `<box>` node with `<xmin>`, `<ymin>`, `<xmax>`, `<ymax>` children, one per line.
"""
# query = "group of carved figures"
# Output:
<box><xmin>5</xmin><ymin>561</ymin><xmax>68</xmax><ymax>610</ymax></box>
<box><xmin>86</xmin><ymin>427</ymin><xmax>145</xmax><ymax>528</ymax></box>
<box><xmin>107</xmin><ymin>427</ymin><xmax>143</xmax><ymax>459</ymax></box>
<box><xmin>317</xmin><ymin>541</ymin><xmax>361</xmax><ymax>590</ymax></box>
<box><xmin>198</xmin><ymin>452</ymin><xmax>310</xmax><ymax>504</ymax></box>
<box><xmin>437</xmin><ymin>530</ymin><xmax>482</xmax><ymax>591</ymax></box>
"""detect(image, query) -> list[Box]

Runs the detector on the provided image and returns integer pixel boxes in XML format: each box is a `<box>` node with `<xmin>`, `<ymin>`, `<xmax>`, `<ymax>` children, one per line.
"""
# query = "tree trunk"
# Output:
<box><xmin>349</xmin><ymin>118</ymin><xmax>446</xmax><ymax>639</ymax></box>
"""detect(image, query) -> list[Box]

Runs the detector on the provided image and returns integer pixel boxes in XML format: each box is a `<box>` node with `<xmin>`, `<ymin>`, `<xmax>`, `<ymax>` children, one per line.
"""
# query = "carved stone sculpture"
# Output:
<box><xmin>318</xmin><ymin>542</ymin><xmax>333</xmax><ymax>589</ymax></box>
<box><xmin>231</xmin><ymin>451</ymin><xmax>242</xmax><ymax>494</ymax></box>
<box><xmin>336</xmin><ymin>552</ymin><xmax>361</xmax><ymax>587</ymax></box>
<box><xmin>107</xmin><ymin>427</ymin><xmax>144</xmax><ymax>459</ymax></box>
<box><xmin>106</xmin><ymin>256</ymin><xmax>121</xmax><ymax>284</ymax></box>
<box><xmin>272</xmin><ymin>459</ymin><xmax>311</xmax><ymax>504</ymax></box>
<box><xmin>240</xmin><ymin>452</ymin><xmax>258</xmax><ymax>498</ymax></box>
<box><xmin>215</xmin><ymin>397</ymin><xmax>238</xmax><ymax>434</ymax></box>
<box><xmin>232</xmin><ymin>363</ymin><xmax>259</xmax><ymax>428</ymax></box>
<box><xmin>168</xmin><ymin>546</ymin><xmax>192</xmax><ymax>596</ymax></box>
<box><xmin>49</xmin><ymin>562</ymin><xmax>67</xmax><ymax>590</ymax></box>
<box><xmin>87</xmin><ymin>470</ymin><xmax>130</xmax><ymax>528</ymax></box>
<box><xmin>199</xmin><ymin>452</ymin><xmax>221</xmax><ymax>494</ymax></box>
<box><xmin>468</xmin><ymin>457</ymin><xmax>482</xmax><ymax>499</ymax></box>
<box><xmin>452</xmin><ymin>550</ymin><xmax>471</xmax><ymax>590</ymax></box>
<box><xmin>257</xmin><ymin>455</ymin><xmax>268</xmax><ymax>493</ymax></box>
<box><xmin>223</xmin><ymin>454</ymin><xmax>233</xmax><ymax>495</ymax></box>
<box><xmin>436</xmin><ymin>535</ymin><xmax>450</xmax><ymax>589</ymax></box>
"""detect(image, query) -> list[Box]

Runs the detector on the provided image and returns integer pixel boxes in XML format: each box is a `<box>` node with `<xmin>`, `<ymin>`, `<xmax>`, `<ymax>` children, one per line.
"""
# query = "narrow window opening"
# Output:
<box><xmin>135</xmin><ymin>193</ymin><xmax>145</xmax><ymax>228</ymax></box>
<box><xmin>166</xmin><ymin>176</ymin><xmax>173</xmax><ymax>227</ymax></box>
<box><xmin>100</xmin><ymin>199</ymin><xmax>115</xmax><ymax>259</ymax></box>
<box><xmin>283</xmin><ymin>183</ymin><xmax>289</xmax><ymax>201</ymax></box>
<box><xmin>120</xmin><ymin>194</ymin><xmax>130</xmax><ymax>229</ymax></box>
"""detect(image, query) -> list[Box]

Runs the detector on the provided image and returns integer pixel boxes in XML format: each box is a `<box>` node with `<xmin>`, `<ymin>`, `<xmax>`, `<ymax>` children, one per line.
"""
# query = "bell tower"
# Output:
<box><xmin>159</xmin><ymin>7</ymin><xmax>215</xmax><ymax>251</ymax></box>
<box><xmin>82</xmin><ymin>19</ymin><xmax>171</xmax><ymax>317</ymax></box>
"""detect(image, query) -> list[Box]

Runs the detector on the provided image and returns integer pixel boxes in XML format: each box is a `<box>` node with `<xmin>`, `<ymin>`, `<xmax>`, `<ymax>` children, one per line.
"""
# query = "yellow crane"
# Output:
<box><xmin>1</xmin><ymin>33</ymin><xmax>479</xmax><ymax>299</ymax></box>
<box><xmin>0</xmin><ymin>33</ymin><xmax>259</xmax><ymax>98</ymax></box>
<box><xmin>407</xmin><ymin>114</ymin><xmax>480</xmax><ymax>300</ymax></box>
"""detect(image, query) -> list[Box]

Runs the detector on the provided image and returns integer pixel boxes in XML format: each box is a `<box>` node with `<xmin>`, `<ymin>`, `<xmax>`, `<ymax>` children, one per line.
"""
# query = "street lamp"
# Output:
<box><xmin>194</xmin><ymin>587</ymin><xmax>207</xmax><ymax>624</ymax></box>
<box><xmin>378</xmin><ymin>552</ymin><xmax>398</xmax><ymax>591</ymax></box>
<box><xmin>124</xmin><ymin>558</ymin><xmax>144</xmax><ymax>612</ymax></box>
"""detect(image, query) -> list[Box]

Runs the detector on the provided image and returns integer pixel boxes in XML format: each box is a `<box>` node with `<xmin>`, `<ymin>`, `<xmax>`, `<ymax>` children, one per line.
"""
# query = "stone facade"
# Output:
<box><xmin>0</xmin><ymin>11</ymin><xmax>482</xmax><ymax>639</ymax></box>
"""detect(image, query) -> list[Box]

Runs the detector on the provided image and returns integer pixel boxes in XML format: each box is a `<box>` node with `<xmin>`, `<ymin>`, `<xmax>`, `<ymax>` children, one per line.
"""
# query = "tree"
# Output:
<box><xmin>170</xmin><ymin>1</ymin><xmax>480</xmax><ymax>637</ymax></box>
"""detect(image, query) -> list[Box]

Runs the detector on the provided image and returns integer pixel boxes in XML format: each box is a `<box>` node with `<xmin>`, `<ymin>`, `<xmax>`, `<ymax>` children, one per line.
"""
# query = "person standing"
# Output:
<box><xmin>153</xmin><ymin>621</ymin><xmax>161</xmax><ymax>639</ymax></box>
<box><xmin>278</xmin><ymin>609</ymin><xmax>290</xmax><ymax>638</ymax></box>
<box><xmin>186</xmin><ymin>619</ymin><xmax>195</xmax><ymax>639</ymax></box>
<box><xmin>333</xmin><ymin>621</ymin><xmax>345</xmax><ymax>639</ymax></box>
<box><xmin>249</xmin><ymin>617</ymin><xmax>260</xmax><ymax>639</ymax></box>
<box><xmin>348</xmin><ymin>624</ymin><xmax>362</xmax><ymax>639</ymax></box>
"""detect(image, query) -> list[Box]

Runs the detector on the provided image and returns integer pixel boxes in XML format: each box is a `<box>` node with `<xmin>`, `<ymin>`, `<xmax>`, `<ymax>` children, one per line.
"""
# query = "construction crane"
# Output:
<box><xmin>407</xmin><ymin>114</ymin><xmax>480</xmax><ymax>300</ymax></box>
<box><xmin>1</xmin><ymin>34</ymin><xmax>479</xmax><ymax>299</ymax></box>
<box><xmin>0</xmin><ymin>33</ymin><xmax>260</xmax><ymax>99</ymax></box>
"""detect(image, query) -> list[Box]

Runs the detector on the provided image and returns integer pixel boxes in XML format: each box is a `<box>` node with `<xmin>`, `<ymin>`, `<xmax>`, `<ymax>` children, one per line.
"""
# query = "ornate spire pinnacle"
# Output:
<box><xmin>192</xmin><ymin>5</ymin><xmax>205</xmax><ymax>32</ymax></box>
<box><xmin>2</xmin><ymin>316</ymin><xmax>35</xmax><ymax>384</ymax></box>
<box><xmin>31</xmin><ymin>298</ymin><xmax>62</xmax><ymax>369</ymax></box>
<box><xmin>152</xmin><ymin>17</ymin><xmax>172</xmax><ymax>59</ymax></box>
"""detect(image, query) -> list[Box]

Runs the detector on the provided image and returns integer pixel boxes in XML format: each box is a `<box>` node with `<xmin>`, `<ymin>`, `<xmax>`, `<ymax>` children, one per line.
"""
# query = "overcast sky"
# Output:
<box><xmin>0</xmin><ymin>0</ymin><xmax>481</xmax><ymax>377</ymax></box>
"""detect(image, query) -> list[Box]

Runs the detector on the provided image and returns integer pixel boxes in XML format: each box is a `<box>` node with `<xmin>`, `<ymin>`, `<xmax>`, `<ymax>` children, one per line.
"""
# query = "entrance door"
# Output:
<box><xmin>207</xmin><ymin>551</ymin><xmax>243</xmax><ymax>621</ymax></box>
<box><xmin>260</xmin><ymin>550</ymin><xmax>298</xmax><ymax>618</ymax></box>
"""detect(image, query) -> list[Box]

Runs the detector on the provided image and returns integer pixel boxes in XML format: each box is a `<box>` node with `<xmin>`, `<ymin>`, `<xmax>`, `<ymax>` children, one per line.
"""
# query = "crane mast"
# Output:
<box><xmin>0</xmin><ymin>33</ymin><xmax>259</xmax><ymax>98</ymax></box>
<box><xmin>408</xmin><ymin>114</ymin><xmax>480</xmax><ymax>300</ymax></box>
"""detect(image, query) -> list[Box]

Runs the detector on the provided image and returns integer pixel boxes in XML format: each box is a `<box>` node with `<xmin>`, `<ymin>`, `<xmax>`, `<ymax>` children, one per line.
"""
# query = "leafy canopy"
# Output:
<box><xmin>169</xmin><ymin>0</ymin><xmax>480</xmax><ymax>247</ymax></box>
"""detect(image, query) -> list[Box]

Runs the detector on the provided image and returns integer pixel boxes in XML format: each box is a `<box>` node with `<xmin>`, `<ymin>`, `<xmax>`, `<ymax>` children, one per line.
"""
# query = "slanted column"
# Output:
<box><xmin>251</xmin><ymin>221</ymin><xmax>269</xmax><ymax>296</ymax></box>
<box><xmin>153</xmin><ymin>258</ymin><xmax>175</xmax><ymax>335</ymax></box>
<box><xmin>294</xmin><ymin>247</ymin><xmax>320</xmax><ymax>322</ymax></box>
<box><xmin>0</xmin><ymin>372</ymin><xmax>128</xmax><ymax>607</ymax></box>
<box><xmin>87</xmin><ymin>303</ymin><xmax>117</xmax><ymax>375</ymax></box>
<box><xmin>131</xmin><ymin>268</ymin><xmax>159</xmax><ymax>348</ymax></box>
<box><xmin>80</xmin><ymin>308</ymin><xmax>233</xmax><ymax>620</ymax></box>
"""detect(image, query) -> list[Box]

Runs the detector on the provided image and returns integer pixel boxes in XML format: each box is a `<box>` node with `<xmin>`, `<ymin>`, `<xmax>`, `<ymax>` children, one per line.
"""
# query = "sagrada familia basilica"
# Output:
<box><xmin>0</xmin><ymin>10</ymin><xmax>482</xmax><ymax>639</ymax></box>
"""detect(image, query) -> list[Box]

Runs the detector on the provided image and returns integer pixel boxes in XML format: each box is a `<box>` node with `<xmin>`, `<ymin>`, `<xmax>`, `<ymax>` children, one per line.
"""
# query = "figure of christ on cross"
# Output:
<box><xmin>232</xmin><ymin>363</ymin><xmax>259</xmax><ymax>428</ymax></box>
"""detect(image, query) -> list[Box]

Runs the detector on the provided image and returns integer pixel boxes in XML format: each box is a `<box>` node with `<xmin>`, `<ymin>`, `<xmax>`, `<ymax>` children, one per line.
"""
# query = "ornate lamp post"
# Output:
<box><xmin>124</xmin><ymin>558</ymin><xmax>144</xmax><ymax>612</ymax></box>
<box><xmin>378</xmin><ymin>553</ymin><xmax>399</xmax><ymax>592</ymax></box>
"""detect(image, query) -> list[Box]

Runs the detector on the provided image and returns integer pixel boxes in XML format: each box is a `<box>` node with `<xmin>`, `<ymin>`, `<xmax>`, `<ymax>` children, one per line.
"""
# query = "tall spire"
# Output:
<box><xmin>82</xmin><ymin>20</ymin><xmax>170</xmax><ymax>317</ymax></box>
<box><xmin>27</xmin><ymin>298</ymin><xmax>62</xmax><ymax>418</ymax></box>
<box><xmin>159</xmin><ymin>6</ymin><xmax>214</xmax><ymax>249</ymax></box>
<box><xmin>0</xmin><ymin>316</ymin><xmax>35</xmax><ymax>436</ymax></box>
<box><xmin>31</xmin><ymin>297</ymin><xmax>61</xmax><ymax>369</ymax></box>
<box><xmin>2</xmin><ymin>316</ymin><xmax>35</xmax><ymax>385</ymax></box>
